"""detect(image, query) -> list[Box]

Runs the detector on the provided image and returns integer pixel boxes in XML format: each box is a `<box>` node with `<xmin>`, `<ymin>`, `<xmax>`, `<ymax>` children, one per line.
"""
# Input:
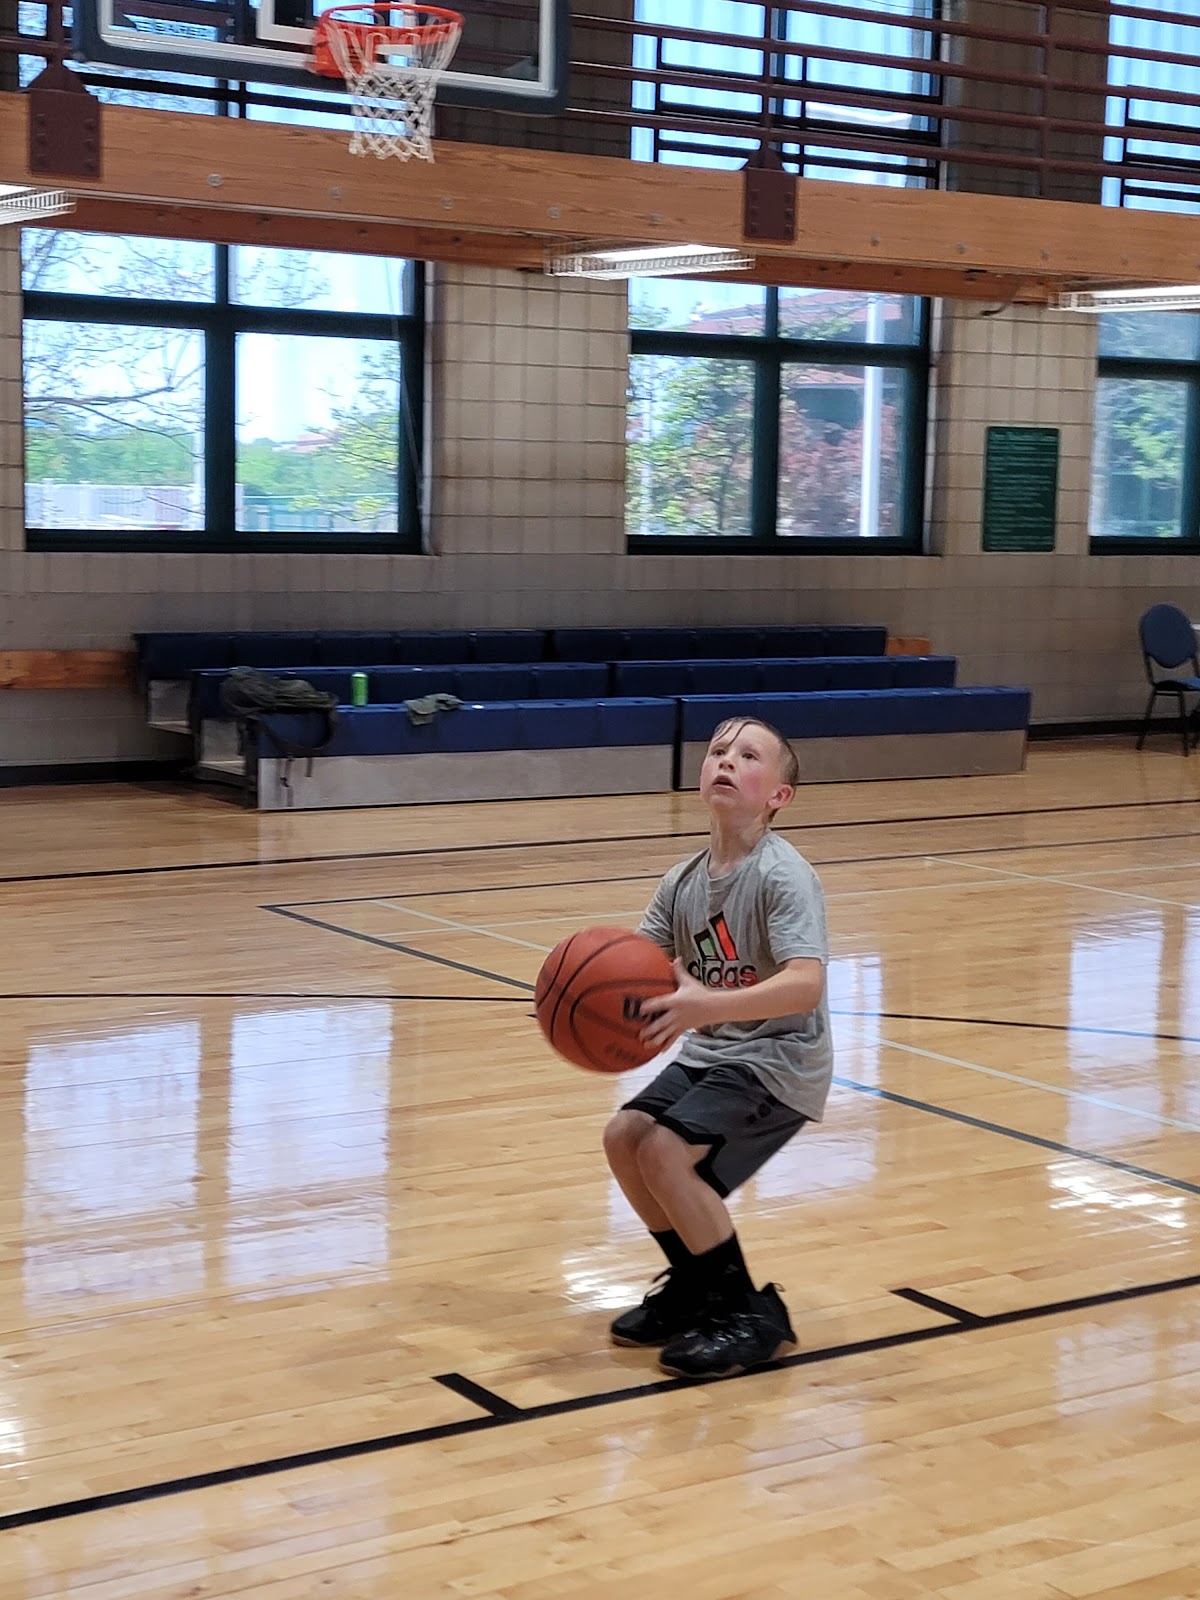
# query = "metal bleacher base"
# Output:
<box><xmin>146</xmin><ymin>680</ymin><xmax>190</xmax><ymax>733</ymax></box>
<box><xmin>250</xmin><ymin>745</ymin><xmax>675</xmax><ymax>812</ymax></box>
<box><xmin>198</xmin><ymin>718</ymin><xmax>243</xmax><ymax>768</ymax></box>
<box><xmin>192</xmin><ymin>718</ymin><xmax>250</xmax><ymax>790</ymax></box>
<box><xmin>680</xmin><ymin>730</ymin><xmax>1029</xmax><ymax>786</ymax></box>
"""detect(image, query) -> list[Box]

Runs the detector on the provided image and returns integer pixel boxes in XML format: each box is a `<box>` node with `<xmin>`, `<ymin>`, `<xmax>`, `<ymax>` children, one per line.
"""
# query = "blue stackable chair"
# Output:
<box><xmin>1136</xmin><ymin>603</ymin><xmax>1200</xmax><ymax>755</ymax></box>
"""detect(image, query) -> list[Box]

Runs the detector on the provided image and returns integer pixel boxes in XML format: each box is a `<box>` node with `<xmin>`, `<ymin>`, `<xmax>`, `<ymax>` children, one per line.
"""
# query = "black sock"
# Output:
<box><xmin>694</xmin><ymin>1233</ymin><xmax>754</xmax><ymax>1307</ymax></box>
<box><xmin>651</xmin><ymin>1229</ymin><xmax>694</xmax><ymax>1274</ymax></box>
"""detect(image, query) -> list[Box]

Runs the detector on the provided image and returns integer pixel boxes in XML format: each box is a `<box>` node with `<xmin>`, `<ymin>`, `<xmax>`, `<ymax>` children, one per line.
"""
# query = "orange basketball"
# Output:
<box><xmin>535</xmin><ymin>926</ymin><xmax>676</xmax><ymax>1074</ymax></box>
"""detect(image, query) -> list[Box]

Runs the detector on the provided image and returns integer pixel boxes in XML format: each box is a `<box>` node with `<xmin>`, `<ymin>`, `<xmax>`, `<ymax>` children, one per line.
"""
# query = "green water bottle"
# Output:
<box><xmin>351</xmin><ymin>671</ymin><xmax>369</xmax><ymax>707</ymax></box>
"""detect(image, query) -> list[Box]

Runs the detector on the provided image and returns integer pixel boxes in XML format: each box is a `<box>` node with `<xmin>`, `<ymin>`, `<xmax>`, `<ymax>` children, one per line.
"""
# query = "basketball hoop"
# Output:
<box><xmin>310</xmin><ymin>3</ymin><xmax>463</xmax><ymax>162</ymax></box>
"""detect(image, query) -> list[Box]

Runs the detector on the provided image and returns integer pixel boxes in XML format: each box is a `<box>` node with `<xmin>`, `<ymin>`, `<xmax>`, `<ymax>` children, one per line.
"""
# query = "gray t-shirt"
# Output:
<box><xmin>638</xmin><ymin>830</ymin><xmax>833</xmax><ymax>1120</ymax></box>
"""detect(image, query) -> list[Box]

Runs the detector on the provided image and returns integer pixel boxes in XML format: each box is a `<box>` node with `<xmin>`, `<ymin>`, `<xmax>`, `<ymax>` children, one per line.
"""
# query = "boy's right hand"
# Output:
<box><xmin>638</xmin><ymin>960</ymin><xmax>713</xmax><ymax>1051</ymax></box>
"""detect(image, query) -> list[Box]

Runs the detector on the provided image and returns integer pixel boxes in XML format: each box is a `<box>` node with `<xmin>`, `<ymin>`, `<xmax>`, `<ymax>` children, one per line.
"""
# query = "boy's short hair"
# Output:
<box><xmin>710</xmin><ymin>716</ymin><xmax>800</xmax><ymax>795</ymax></box>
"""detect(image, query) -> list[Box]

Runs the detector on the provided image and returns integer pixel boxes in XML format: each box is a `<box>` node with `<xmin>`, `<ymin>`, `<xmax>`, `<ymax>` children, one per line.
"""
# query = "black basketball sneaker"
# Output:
<box><xmin>657</xmin><ymin>1283</ymin><xmax>796</xmax><ymax>1378</ymax></box>
<box><xmin>609</xmin><ymin>1268</ymin><xmax>704</xmax><ymax>1347</ymax></box>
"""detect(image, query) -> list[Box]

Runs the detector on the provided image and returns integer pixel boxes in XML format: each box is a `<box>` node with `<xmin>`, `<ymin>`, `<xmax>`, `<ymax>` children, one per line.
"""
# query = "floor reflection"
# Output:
<box><xmin>23</xmin><ymin>1019</ymin><xmax>203</xmax><ymax>1308</ymax></box>
<box><xmin>21</xmin><ymin>1002</ymin><xmax>397</xmax><ymax>1311</ymax></box>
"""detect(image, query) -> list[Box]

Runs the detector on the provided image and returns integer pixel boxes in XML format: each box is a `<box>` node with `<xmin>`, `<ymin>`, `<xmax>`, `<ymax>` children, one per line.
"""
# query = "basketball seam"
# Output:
<box><xmin>544</xmin><ymin>930</ymin><xmax>643</xmax><ymax>1041</ymax></box>
<box><xmin>568</xmin><ymin>987</ymin><xmax>616</xmax><ymax>1073</ymax></box>
<box><xmin>534</xmin><ymin>936</ymin><xmax>572</xmax><ymax>1006</ymax></box>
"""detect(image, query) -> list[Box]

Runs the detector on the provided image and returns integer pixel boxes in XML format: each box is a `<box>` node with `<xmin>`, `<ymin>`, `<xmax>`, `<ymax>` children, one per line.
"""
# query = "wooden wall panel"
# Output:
<box><xmin>0</xmin><ymin>651</ymin><xmax>136</xmax><ymax>690</ymax></box>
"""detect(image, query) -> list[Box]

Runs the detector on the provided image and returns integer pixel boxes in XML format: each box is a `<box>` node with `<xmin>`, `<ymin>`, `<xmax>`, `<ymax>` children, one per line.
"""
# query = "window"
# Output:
<box><xmin>22</xmin><ymin>232</ymin><xmax>422</xmax><ymax>550</ymax></box>
<box><xmin>1103</xmin><ymin>8</ymin><xmax>1200</xmax><ymax>214</ymax></box>
<box><xmin>1090</xmin><ymin>311</ymin><xmax>1200</xmax><ymax>547</ymax></box>
<box><xmin>627</xmin><ymin>281</ymin><xmax>927</xmax><ymax>549</ymax></box>
<box><xmin>632</xmin><ymin>0</ymin><xmax>938</xmax><ymax>185</ymax></box>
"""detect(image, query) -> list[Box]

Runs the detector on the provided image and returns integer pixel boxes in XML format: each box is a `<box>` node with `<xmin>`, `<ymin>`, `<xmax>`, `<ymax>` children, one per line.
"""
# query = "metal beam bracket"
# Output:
<box><xmin>743</xmin><ymin>147</ymin><xmax>796</xmax><ymax>243</ymax></box>
<box><xmin>28</xmin><ymin>62</ymin><xmax>102</xmax><ymax>180</ymax></box>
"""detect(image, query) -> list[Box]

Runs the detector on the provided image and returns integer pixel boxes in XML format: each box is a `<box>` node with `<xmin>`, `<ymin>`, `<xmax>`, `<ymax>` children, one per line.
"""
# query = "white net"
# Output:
<box><xmin>318</xmin><ymin>6</ymin><xmax>462</xmax><ymax>161</ymax></box>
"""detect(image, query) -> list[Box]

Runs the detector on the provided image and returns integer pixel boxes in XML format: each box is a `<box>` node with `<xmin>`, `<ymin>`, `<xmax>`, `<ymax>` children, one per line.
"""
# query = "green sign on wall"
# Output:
<box><xmin>982</xmin><ymin>425</ymin><xmax>1059</xmax><ymax>552</ymax></box>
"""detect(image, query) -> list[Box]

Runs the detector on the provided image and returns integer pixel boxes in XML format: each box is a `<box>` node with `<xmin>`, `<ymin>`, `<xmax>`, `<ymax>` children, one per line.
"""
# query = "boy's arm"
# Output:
<box><xmin>639</xmin><ymin>956</ymin><xmax>825</xmax><ymax>1051</ymax></box>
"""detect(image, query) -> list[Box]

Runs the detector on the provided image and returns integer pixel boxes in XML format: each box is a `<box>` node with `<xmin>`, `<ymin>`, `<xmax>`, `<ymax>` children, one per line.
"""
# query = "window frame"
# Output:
<box><xmin>23</xmin><ymin>246</ymin><xmax>424</xmax><ymax>553</ymax></box>
<box><xmin>626</xmin><ymin>290</ymin><xmax>930</xmax><ymax>554</ymax></box>
<box><xmin>1090</xmin><ymin>351</ymin><xmax>1200</xmax><ymax>553</ymax></box>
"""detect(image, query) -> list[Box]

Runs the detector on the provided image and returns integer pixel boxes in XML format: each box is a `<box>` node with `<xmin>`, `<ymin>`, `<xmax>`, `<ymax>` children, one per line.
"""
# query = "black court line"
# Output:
<box><xmin>893</xmin><ymin>1287</ymin><xmax>984</xmax><ymax>1325</ymax></box>
<box><xmin>3</xmin><ymin>797</ymin><xmax>1196</xmax><ymax>887</ymax></box>
<box><xmin>0</xmin><ymin>991</ymin><xmax>530</xmax><ymax>1004</ymax></box>
<box><xmin>262</xmin><ymin>912</ymin><xmax>1200</xmax><ymax>1196</ymax></box>
<box><xmin>12</xmin><ymin>997</ymin><xmax>1188</xmax><ymax>1049</ymax></box>
<box><xmin>5</xmin><ymin>1265</ymin><xmax>1199</xmax><ymax>1534</ymax></box>
<box><xmin>265</xmin><ymin>905</ymin><xmax>536</xmax><ymax>992</ymax></box>
<box><xmin>260</xmin><ymin>903</ymin><xmax>1200</xmax><ymax>1051</ymax></box>
<box><xmin>270</xmin><ymin>828</ymin><xmax>1200</xmax><ymax>911</ymax></box>
<box><xmin>433</xmin><ymin>1372</ymin><xmax>522</xmax><ymax>1416</ymax></box>
<box><xmin>897</xmin><ymin>1270</ymin><xmax>1200</xmax><ymax>1330</ymax></box>
<box><xmin>0</xmin><ymin>995</ymin><xmax>1187</xmax><ymax>1043</ymax></box>
<box><xmin>0</xmin><ymin>835</ymin><xmax>696</xmax><ymax>887</ymax></box>
<box><xmin>809</xmin><ymin>829</ymin><xmax>1200</xmax><ymax>872</ymax></box>
<box><xmin>277</xmin><ymin>872</ymin><xmax>664</xmax><ymax>909</ymax></box>
<box><xmin>835</xmin><ymin>1075</ymin><xmax>1200</xmax><ymax>1198</ymax></box>
<box><xmin>833</xmin><ymin>1008</ymin><xmax>1200</xmax><ymax>1048</ymax></box>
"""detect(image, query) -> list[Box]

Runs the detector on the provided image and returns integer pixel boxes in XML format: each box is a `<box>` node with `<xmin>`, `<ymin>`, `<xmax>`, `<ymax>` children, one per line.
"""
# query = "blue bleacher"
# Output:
<box><xmin>250</xmin><ymin>689</ymin><xmax>1030</xmax><ymax>782</ymax></box>
<box><xmin>190</xmin><ymin>654</ymin><xmax>958</xmax><ymax>729</ymax></box>
<box><xmin>471</xmin><ymin>629</ymin><xmax>548</xmax><ymax>662</ymax></box>
<box><xmin>138</xmin><ymin>624</ymin><xmax>895</xmax><ymax>685</ymax></box>
<box><xmin>254</xmin><ymin>697</ymin><xmax>678</xmax><ymax>760</ymax></box>
<box><xmin>314</xmin><ymin>632</ymin><xmax>395</xmax><ymax>666</ymax></box>
<box><xmin>144</xmin><ymin>623</ymin><xmax>1028</xmax><ymax>806</ymax></box>
<box><xmin>544</xmin><ymin>626</ymin><xmax>889</xmax><ymax>662</ymax></box>
<box><xmin>678</xmin><ymin>687</ymin><xmax>1032</xmax><ymax>743</ymax></box>
<box><xmin>187</xmin><ymin>661</ymin><xmax>613</xmax><ymax>728</ymax></box>
<box><xmin>231</xmin><ymin>632</ymin><xmax>318</xmax><ymax>669</ymax></box>
<box><xmin>612</xmin><ymin>656</ymin><xmax>956</xmax><ymax>699</ymax></box>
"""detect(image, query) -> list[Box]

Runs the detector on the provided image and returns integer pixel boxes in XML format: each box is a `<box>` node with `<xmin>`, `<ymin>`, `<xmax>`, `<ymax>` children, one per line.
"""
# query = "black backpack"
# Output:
<box><xmin>219</xmin><ymin>666</ymin><xmax>340</xmax><ymax>783</ymax></box>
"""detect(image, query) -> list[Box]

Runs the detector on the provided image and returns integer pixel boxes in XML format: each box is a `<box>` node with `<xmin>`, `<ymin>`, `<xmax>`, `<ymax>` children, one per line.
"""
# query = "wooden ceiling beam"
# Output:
<box><xmin>47</xmin><ymin>197</ymin><xmax>549</xmax><ymax>268</ymax></box>
<box><xmin>4</xmin><ymin>95</ymin><xmax>1200</xmax><ymax>293</ymax></box>
<box><xmin>45</xmin><ymin>197</ymin><xmax>1052</xmax><ymax>302</ymax></box>
<box><xmin>690</xmin><ymin>258</ymin><xmax>1055</xmax><ymax>305</ymax></box>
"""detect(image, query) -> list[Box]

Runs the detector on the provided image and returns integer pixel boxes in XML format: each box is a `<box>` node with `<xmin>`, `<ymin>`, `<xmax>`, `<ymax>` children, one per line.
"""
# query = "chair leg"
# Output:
<box><xmin>1136</xmin><ymin>688</ymin><xmax>1157</xmax><ymax>751</ymax></box>
<box><xmin>1178</xmin><ymin>691</ymin><xmax>1191</xmax><ymax>756</ymax></box>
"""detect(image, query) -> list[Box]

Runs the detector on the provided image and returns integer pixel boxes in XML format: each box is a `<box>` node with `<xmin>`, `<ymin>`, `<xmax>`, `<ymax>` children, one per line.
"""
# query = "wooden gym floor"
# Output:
<box><xmin>2</xmin><ymin>740</ymin><xmax>1199</xmax><ymax>1598</ymax></box>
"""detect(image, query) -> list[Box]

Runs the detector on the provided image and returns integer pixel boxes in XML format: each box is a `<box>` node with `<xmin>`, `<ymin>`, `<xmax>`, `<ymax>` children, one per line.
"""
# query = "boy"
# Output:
<box><xmin>602</xmin><ymin>716</ymin><xmax>831</xmax><ymax>1380</ymax></box>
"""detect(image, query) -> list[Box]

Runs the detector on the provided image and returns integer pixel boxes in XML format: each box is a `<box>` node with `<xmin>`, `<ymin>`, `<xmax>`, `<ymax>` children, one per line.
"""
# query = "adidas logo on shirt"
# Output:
<box><xmin>687</xmin><ymin>913</ymin><xmax>759</xmax><ymax>989</ymax></box>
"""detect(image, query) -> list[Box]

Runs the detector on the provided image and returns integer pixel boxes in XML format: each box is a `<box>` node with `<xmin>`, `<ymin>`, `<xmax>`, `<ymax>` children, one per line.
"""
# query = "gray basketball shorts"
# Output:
<box><xmin>621</xmin><ymin>1059</ymin><xmax>808</xmax><ymax>1198</ymax></box>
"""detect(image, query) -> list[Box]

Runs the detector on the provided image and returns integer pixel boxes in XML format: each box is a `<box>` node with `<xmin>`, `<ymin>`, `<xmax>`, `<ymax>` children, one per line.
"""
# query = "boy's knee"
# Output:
<box><xmin>635</xmin><ymin>1123</ymin><xmax>696</xmax><ymax>1188</ymax></box>
<box><xmin>603</xmin><ymin>1109</ymin><xmax>654</xmax><ymax>1163</ymax></box>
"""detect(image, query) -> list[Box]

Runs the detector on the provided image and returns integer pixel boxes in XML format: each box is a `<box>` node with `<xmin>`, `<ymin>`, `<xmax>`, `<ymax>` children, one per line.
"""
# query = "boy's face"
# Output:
<box><xmin>699</xmin><ymin>721</ymin><xmax>794</xmax><ymax>819</ymax></box>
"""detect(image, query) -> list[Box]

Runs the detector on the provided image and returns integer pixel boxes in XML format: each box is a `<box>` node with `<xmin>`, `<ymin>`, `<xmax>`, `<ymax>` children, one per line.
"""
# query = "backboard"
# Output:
<box><xmin>73</xmin><ymin>0</ymin><xmax>568</xmax><ymax>112</ymax></box>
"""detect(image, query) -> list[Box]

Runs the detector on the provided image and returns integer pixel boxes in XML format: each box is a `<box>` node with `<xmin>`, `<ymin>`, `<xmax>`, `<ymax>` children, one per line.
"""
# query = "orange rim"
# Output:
<box><xmin>310</xmin><ymin>4</ymin><xmax>461</xmax><ymax>78</ymax></box>
<box><xmin>316</xmin><ymin>3</ymin><xmax>461</xmax><ymax>44</ymax></box>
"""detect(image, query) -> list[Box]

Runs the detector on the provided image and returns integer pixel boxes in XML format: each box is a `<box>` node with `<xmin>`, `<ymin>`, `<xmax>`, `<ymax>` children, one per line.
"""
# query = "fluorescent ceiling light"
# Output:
<box><xmin>0</xmin><ymin>185</ymin><xmax>74</xmax><ymax>226</ymax></box>
<box><xmin>1058</xmin><ymin>285</ymin><xmax>1200</xmax><ymax>313</ymax></box>
<box><xmin>547</xmin><ymin>242</ymin><xmax>754</xmax><ymax>279</ymax></box>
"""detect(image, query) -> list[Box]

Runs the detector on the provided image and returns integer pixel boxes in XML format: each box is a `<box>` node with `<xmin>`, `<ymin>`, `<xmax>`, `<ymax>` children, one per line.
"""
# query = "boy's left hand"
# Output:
<box><xmin>638</xmin><ymin>960</ymin><xmax>714</xmax><ymax>1050</ymax></box>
